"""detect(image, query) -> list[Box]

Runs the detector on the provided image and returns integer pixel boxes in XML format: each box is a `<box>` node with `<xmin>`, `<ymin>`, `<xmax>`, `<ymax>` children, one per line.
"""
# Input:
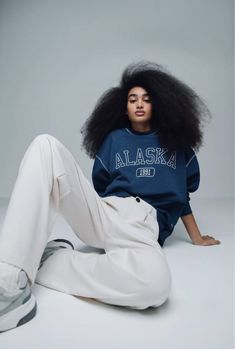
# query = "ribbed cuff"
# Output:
<box><xmin>181</xmin><ymin>202</ymin><xmax>192</xmax><ymax>216</ymax></box>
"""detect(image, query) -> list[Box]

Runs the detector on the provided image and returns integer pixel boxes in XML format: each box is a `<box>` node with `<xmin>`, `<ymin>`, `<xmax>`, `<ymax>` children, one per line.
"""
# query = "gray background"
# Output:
<box><xmin>0</xmin><ymin>0</ymin><xmax>233</xmax><ymax>198</ymax></box>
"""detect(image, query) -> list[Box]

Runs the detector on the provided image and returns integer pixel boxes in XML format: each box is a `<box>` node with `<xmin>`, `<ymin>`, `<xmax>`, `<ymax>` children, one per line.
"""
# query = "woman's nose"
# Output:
<box><xmin>137</xmin><ymin>99</ymin><xmax>143</xmax><ymax>108</ymax></box>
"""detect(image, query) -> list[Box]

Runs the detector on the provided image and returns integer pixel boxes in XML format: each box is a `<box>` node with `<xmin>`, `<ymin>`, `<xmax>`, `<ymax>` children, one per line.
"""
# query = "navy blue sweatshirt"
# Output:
<box><xmin>92</xmin><ymin>127</ymin><xmax>200</xmax><ymax>246</ymax></box>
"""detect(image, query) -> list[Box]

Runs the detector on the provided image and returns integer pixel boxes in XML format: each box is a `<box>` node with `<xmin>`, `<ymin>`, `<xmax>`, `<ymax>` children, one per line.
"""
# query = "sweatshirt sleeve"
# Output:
<box><xmin>92</xmin><ymin>135</ymin><xmax>112</xmax><ymax>196</ymax></box>
<box><xmin>181</xmin><ymin>148</ymin><xmax>200</xmax><ymax>216</ymax></box>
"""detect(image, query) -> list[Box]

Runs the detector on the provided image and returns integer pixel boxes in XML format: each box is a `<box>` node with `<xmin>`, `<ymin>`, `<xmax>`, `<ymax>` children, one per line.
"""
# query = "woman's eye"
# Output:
<box><xmin>128</xmin><ymin>98</ymin><xmax>151</xmax><ymax>103</ymax></box>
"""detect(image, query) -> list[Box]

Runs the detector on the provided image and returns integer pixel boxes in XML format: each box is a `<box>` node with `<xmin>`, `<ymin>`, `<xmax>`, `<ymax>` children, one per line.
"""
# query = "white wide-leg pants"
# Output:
<box><xmin>0</xmin><ymin>134</ymin><xmax>171</xmax><ymax>309</ymax></box>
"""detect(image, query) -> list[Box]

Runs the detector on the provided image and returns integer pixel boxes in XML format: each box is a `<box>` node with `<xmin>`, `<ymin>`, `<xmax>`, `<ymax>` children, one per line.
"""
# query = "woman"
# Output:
<box><xmin>82</xmin><ymin>61</ymin><xmax>220</xmax><ymax>247</ymax></box>
<box><xmin>0</xmin><ymin>61</ymin><xmax>220</xmax><ymax>332</ymax></box>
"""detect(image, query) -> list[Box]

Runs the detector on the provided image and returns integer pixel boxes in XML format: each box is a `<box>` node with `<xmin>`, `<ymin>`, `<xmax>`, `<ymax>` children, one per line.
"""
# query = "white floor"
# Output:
<box><xmin>0</xmin><ymin>197</ymin><xmax>234</xmax><ymax>349</ymax></box>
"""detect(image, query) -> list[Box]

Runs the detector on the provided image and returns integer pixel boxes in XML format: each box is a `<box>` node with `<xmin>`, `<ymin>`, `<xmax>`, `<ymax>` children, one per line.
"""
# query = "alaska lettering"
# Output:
<box><xmin>115</xmin><ymin>148</ymin><xmax>176</xmax><ymax>170</ymax></box>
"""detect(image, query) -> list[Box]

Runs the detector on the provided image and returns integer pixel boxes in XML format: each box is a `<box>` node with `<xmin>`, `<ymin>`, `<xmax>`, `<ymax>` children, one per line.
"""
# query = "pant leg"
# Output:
<box><xmin>0</xmin><ymin>134</ymin><xmax>171</xmax><ymax>309</ymax></box>
<box><xmin>0</xmin><ymin>134</ymin><xmax>110</xmax><ymax>284</ymax></box>
<box><xmin>36</xmin><ymin>197</ymin><xmax>171</xmax><ymax>309</ymax></box>
<box><xmin>36</xmin><ymin>247</ymin><xmax>170</xmax><ymax>309</ymax></box>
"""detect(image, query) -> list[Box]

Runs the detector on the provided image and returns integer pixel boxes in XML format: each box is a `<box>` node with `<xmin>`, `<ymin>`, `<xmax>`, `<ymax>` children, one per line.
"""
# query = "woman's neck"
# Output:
<box><xmin>130</xmin><ymin>123</ymin><xmax>151</xmax><ymax>133</ymax></box>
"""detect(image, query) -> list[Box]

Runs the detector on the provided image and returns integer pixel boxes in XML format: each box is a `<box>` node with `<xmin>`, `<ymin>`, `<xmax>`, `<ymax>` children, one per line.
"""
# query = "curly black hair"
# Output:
<box><xmin>81</xmin><ymin>61</ymin><xmax>211</xmax><ymax>158</ymax></box>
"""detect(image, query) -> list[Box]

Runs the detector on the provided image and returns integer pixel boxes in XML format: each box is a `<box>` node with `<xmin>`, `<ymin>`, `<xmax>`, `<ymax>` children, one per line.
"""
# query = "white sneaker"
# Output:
<box><xmin>38</xmin><ymin>238</ymin><xmax>74</xmax><ymax>270</ymax></box>
<box><xmin>0</xmin><ymin>264</ymin><xmax>37</xmax><ymax>332</ymax></box>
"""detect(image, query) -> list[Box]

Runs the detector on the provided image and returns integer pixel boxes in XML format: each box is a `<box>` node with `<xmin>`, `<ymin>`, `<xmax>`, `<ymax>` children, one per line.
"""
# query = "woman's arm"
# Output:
<box><xmin>181</xmin><ymin>149</ymin><xmax>220</xmax><ymax>246</ymax></box>
<box><xmin>92</xmin><ymin>134</ymin><xmax>112</xmax><ymax>196</ymax></box>
<box><xmin>181</xmin><ymin>213</ymin><xmax>221</xmax><ymax>246</ymax></box>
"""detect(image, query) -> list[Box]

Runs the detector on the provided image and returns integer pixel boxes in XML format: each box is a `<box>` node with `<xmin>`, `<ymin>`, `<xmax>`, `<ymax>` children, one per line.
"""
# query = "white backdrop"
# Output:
<box><xmin>0</xmin><ymin>0</ymin><xmax>233</xmax><ymax>198</ymax></box>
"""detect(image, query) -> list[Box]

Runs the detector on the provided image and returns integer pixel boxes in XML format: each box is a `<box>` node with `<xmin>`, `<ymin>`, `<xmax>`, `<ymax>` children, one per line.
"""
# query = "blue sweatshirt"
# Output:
<box><xmin>92</xmin><ymin>127</ymin><xmax>200</xmax><ymax>246</ymax></box>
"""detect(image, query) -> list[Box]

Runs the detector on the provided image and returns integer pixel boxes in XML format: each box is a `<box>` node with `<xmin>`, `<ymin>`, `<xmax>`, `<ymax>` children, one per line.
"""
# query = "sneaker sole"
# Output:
<box><xmin>47</xmin><ymin>239</ymin><xmax>74</xmax><ymax>249</ymax></box>
<box><xmin>0</xmin><ymin>293</ymin><xmax>37</xmax><ymax>332</ymax></box>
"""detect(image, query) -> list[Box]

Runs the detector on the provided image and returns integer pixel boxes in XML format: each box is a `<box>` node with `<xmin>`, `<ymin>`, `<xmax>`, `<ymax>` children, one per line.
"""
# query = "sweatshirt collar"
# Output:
<box><xmin>125</xmin><ymin>127</ymin><xmax>158</xmax><ymax>136</ymax></box>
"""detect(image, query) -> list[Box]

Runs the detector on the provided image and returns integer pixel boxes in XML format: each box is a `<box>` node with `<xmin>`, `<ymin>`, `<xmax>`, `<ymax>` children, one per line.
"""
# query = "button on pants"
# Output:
<box><xmin>0</xmin><ymin>134</ymin><xmax>171</xmax><ymax>309</ymax></box>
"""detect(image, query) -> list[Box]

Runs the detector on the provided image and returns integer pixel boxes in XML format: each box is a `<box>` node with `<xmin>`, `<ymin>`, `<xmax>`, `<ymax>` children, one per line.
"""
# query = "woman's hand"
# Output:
<box><xmin>192</xmin><ymin>234</ymin><xmax>221</xmax><ymax>246</ymax></box>
<box><xmin>181</xmin><ymin>214</ymin><xmax>221</xmax><ymax>246</ymax></box>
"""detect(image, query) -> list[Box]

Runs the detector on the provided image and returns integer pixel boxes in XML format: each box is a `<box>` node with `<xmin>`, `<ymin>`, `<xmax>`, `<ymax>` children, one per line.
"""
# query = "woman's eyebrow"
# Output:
<box><xmin>128</xmin><ymin>93</ymin><xmax>149</xmax><ymax>97</ymax></box>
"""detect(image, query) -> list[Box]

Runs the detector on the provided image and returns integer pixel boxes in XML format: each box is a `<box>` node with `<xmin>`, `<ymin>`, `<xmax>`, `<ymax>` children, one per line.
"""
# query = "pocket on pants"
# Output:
<box><xmin>57</xmin><ymin>174</ymin><xmax>71</xmax><ymax>199</ymax></box>
<box><xmin>144</xmin><ymin>209</ymin><xmax>159</xmax><ymax>238</ymax></box>
<box><xmin>52</xmin><ymin>174</ymin><xmax>71</xmax><ymax>210</ymax></box>
<box><xmin>102</xmin><ymin>196</ymin><xmax>158</xmax><ymax>231</ymax></box>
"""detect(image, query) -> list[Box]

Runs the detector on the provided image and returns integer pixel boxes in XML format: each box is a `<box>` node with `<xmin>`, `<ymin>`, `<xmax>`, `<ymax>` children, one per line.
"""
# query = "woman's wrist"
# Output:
<box><xmin>191</xmin><ymin>235</ymin><xmax>203</xmax><ymax>244</ymax></box>
<box><xmin>189</xmin><ymin>231</ymin><xmax>203</xmax><ymax>244</ymax></box>
<box><xmin>181</xmin><ymin>214</ymin><xmax>202</xmax><ymax>243</ymax></box>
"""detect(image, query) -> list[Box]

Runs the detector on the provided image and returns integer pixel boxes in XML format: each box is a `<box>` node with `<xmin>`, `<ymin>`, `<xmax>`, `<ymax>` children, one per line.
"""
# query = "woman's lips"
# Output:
<box><xmin>135</xmin><ymin>111</ymin><xmax>145</xmax><ymax>116</ymax></box>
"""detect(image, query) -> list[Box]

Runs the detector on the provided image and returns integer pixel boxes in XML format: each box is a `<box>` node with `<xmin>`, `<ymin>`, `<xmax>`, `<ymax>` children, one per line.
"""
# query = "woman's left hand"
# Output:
<box><xmin>193</xmin><ymin>235</ymin><xmax>221</xmax><ymax>246</ymax></box>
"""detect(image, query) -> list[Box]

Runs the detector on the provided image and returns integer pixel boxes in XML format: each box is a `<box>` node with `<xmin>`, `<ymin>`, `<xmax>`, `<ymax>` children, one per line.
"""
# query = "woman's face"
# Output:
<box><xmin>126</xmin><ymin>86</ymin><xmax>152</xmax><ymax>130</ymax></box>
